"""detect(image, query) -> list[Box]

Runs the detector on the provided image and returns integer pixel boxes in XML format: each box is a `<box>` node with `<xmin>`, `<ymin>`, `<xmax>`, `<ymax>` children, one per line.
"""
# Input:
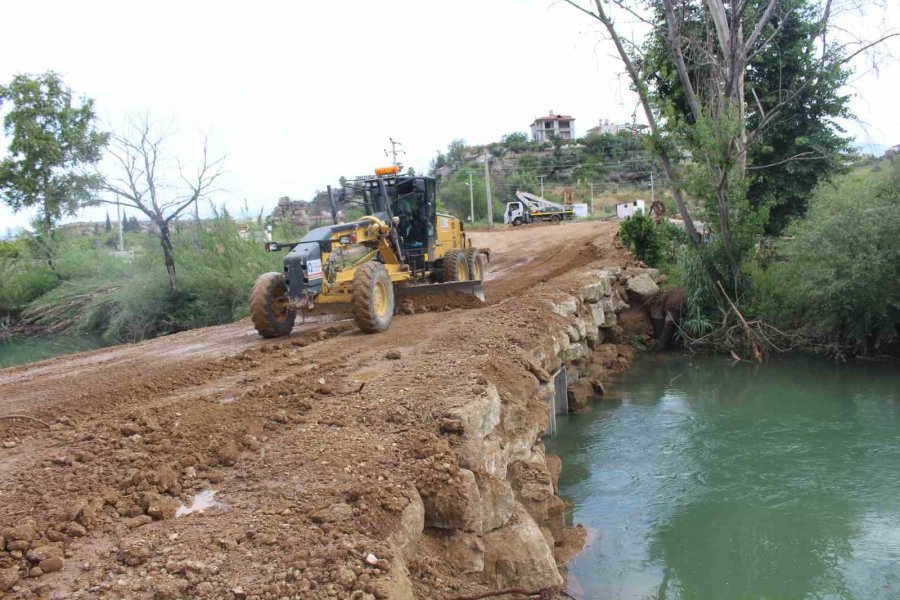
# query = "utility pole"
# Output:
<box><xmin>468</xmin><ymin>172</ymin><xmax>475</xmax><ymax>223</ymax></box>
<box><xmin>384</xmin><ymin>137</ymin><xmax>406</xmax><ymax>168</ymax></box>
<box><xmin>116</xmin><ymin>192</ymin><xmax>124</xmax><ymax>252</ymax></box>
<box><xmin>483</xmin><ymin>154</ymin><xmax>493</xmax><ymax>228</ymax></box>
<box><xmin>539</xmin><ymin>175</ymin><xmax>545</xmax><ymax>198</ymax></box>
<box><xmin>590</xmin><ymin>182</ymin><xmax>594</xmax><ymax>215</ymax></box>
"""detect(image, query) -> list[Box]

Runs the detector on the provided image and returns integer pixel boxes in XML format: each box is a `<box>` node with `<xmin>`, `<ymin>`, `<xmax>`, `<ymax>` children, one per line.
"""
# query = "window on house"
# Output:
<box><xmin>544</xmin><ymin>122</ymin><xmax>553</xmax><ymax>129</ymax></box>
<box><xmin>559</xmin><ymin>121</ymin><xmax>570</xmax><ymax>128</ymax></box>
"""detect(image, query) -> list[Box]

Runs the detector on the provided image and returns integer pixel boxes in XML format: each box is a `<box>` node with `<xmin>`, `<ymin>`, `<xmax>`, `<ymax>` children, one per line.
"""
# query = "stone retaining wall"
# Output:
<box><xmin>384</xmin><ymin>265</ymin><xmax>665</xmax><ymax>596</ymax></box>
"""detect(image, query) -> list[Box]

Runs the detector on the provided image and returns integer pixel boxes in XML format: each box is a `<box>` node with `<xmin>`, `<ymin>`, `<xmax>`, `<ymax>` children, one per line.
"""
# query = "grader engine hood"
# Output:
<box><xmin>283</xmin><ymin>228</ymin><xmax>329</xmax><ymax>299</ymax></box>
<box><xmin>283</xmin><ymin>221</ymin><xmax>372</xmax><ymax>300</ymax></box>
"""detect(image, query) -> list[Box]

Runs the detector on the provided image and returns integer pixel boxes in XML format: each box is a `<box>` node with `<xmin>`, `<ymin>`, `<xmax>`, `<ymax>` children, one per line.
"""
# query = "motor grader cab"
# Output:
<box><xmin>250</xmin><ymin>166</ymin><xmax>486</xmax><ymax>337</ymax></box>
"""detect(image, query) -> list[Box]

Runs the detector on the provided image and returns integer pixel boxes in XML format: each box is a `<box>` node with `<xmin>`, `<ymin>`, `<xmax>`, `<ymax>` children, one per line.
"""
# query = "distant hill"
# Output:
<box><xmin>853</xmin><ymin>141</ymin><xmax>888</xmax><ymax>157</ymax></box>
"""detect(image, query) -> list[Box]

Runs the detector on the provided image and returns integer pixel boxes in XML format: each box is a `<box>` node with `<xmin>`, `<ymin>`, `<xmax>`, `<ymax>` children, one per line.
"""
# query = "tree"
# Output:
<box><xmin>0</xmin><ymin>72</ymin><xmax>108</xmax><ymax>233</ymax></box>
<box><xmin>564</xmin><ymin>0</ymin><xmax>895</xmax><ymax>295</ymax></box>
<box><xmin>105</xmin><ymin>212</ymin><xmax>112</xmax><ymax>233</ymax></box>
<box><xmin>501</xmin><ymin>132</ymin><xmax>531</xmax><ymax>153</ymax></box>
<box><xmin>643</xmin><ymin>0</ymin><xmax>853</xmax><ymax>233</ymax></box>
<box><xmin>97</xmin><ymin>115</ymin><xmax>224</xmax><ymax>292</ymax></box>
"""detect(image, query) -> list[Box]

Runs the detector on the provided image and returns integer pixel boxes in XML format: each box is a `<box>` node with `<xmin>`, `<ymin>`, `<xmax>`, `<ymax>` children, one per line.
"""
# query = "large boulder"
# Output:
<box><xmin>426</xmin><ymin>531</ymin><xmax>484</xmax><ymax>574</ymax></box>
<box><xmin>547</xmin><ymin>295</ymin><xmax>579</xmax><ymax>317</ymax></box>
<box><xmin>566</xmin><ymin>380</ymin><xmax>594</xmax><ymax>413</ymax></box>
<box><xmin>418</xmin><ymin>468</ymin><xmax>482</xmax><ymax>532</ymax></box>
<box><xmin>478</xmin><ymin>475</ymin><xmax>515</xmax><ymax>532</ymax></box>
<box><xmin>391</xmin><ymin>488</ymin><xmax>425</xmax><ymax>555</ymax></box>
<box><xmin>482</xmin><ymin>504</ymin><xmax>563</xmax><ymax>589</ymax></box>
<box><xmin>625</xmin><ymin>273</ymin><xmax>659</xmax><ymax>302</ymax></box>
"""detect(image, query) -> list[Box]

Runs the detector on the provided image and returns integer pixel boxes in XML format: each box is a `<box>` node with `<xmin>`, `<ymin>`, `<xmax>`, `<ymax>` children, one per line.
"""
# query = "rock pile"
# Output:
<box><xmin>270</xmin><ymin>197</ymin><xmax>336</xmax><ymax>228</ymax></box>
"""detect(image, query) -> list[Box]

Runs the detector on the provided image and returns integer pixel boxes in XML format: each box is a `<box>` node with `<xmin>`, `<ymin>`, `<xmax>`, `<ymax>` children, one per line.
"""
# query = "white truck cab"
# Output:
<box><xmin>504</xmin><ymin>191</ymin><xmax>575</xmax><ymax>226</ymax></box>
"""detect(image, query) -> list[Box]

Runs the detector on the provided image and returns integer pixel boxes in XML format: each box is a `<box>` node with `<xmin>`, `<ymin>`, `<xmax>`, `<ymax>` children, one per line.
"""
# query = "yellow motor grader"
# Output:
<box><xmin>250</xmin><ymin>166</ymin><xmax>486</xmax><ymax>336</ymax></box>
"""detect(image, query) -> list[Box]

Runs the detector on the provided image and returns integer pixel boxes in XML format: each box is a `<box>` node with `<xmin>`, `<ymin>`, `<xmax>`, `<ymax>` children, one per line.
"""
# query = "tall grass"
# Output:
<box><xmin>20</xmin><ymin>216</ymin><xmax>282</xmax><ymax>342</ymax></box>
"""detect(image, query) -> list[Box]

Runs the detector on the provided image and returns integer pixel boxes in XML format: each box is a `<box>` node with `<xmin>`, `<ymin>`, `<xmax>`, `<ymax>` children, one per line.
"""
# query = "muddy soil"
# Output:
<box><xmin>0</xmin><ymin>220</ymin><xmax>631</xmax><ymax>599</ymax></box>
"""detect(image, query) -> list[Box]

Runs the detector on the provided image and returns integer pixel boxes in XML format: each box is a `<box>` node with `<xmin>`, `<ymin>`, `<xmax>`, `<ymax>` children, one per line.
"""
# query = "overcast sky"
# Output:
<box><xmin>1</xmin><ymin>0</ymin><xmax>898</xmax><ymax>232</ymax></box>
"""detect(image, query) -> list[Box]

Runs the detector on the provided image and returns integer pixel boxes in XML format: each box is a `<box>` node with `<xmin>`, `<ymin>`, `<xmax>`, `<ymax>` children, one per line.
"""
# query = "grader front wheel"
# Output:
<box><xmin>352</xmin><ymin>261</ymin><xmax>395</xmax><ymax>333</ymax></box>
<box><xmin>465</xmin><ymin>248</ymin><xmax>484</xmax><ymax>281</ymax></box>
<box><xmin>443</xmin><ymin>250</ymin><xmax>469</xmax><ymax>282</ymax></box>
<box><xmin>250</xmin><ymin>272</ymin><xmax>296</xmax><ymax>338</ymax></box>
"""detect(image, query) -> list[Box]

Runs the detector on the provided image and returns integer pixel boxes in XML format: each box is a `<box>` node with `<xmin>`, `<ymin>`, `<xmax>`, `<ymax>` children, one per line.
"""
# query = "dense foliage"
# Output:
<box><xmin>764</xmin><ymin>159</ymin><xmax>900</xmax><ymax>350</ymax></box>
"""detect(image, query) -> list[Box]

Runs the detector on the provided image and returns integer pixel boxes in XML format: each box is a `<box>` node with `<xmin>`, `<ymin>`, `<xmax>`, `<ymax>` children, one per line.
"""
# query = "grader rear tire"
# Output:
<box><xmin>443</xmin><ymin>250</ymin><xmax>469</xmax><ymax>282</ymax></box>
<box><xmin>250</xmin><ymin>272</ymin><xmax>296</xmax><ymax>338</ymax></box>
<box><xmin>464</xmin><ymin>248</ymin><xmax>484</xmax><ymax>281</ymax></box>
<box><xmin>351</xmin><ymin>261</ymin><xmax>394</xmax><ymax>333</ymax></box>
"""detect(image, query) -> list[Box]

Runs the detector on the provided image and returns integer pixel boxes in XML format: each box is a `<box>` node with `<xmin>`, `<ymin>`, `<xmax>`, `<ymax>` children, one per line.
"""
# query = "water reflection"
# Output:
<box><xmin>548</xmin><ymin>355</ymin><xmax>900</xmax><ymax>600</ymax></box>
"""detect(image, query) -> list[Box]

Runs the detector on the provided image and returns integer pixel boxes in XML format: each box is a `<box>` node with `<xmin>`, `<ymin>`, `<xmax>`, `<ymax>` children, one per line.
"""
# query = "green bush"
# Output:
<box><xmin>619</xmin><ymin>211</ymin><xmax>662</xmax><ymax>266</ymax></box>
<box><xmin>765</xmin><ymin>160</ymin><xmax>900</xmax><ymax>349</ymax></box>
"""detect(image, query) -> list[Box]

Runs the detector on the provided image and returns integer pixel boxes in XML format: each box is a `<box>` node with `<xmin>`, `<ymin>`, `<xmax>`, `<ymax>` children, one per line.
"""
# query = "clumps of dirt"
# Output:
<box><xmin>395</xmin><ymin>289</ymin><xmax>485</xmax><ymax>315</ymax></box>
<box><xmin>617</xmin><ymin>307</ymin><xmax>655</xmax><ymax>349</ymax></box>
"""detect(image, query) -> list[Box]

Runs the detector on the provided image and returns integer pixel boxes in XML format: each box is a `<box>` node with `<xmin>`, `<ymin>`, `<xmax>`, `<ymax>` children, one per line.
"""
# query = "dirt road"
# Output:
<box><xmin>0</xmin><ymin>220</ymin><xmax>628</xmax><ymax>599</ymax></box>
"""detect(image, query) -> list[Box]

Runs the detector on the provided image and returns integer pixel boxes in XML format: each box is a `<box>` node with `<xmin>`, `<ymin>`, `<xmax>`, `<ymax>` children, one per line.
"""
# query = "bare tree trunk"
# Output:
<box><xmin>582</xmin><ymin>0</ymin><xmax>704</xmax><ymax>247</ymax></box>
<box><xmin>157</xmin><ymin>220</ymin><xmax>178</xmax><ymax>293</ymax></box>
<box><xmin>563</xmin><ymin>0</ymin><xmax>724</xmax><ymax>286</ymax></box>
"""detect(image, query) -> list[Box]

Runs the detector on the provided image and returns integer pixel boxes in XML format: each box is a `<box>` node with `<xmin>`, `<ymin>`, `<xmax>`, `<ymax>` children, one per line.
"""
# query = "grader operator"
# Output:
<box><xmin>250</xmin><ymin>166</ymin><xmax>486</xmax><ymax>337</ymax></box>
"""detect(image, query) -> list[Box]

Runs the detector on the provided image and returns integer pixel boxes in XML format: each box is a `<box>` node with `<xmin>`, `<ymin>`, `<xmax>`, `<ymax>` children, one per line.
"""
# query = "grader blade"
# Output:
<box><xmin>396</xmin><ymin>280</ymin><xmax>486</xmax><ymax>303</ymax></box>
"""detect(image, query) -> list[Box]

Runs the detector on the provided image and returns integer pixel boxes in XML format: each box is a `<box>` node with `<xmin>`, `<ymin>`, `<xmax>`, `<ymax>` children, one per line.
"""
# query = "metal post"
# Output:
<box><xmin>468</xmin><ymin>172</ymin><xmax>474</xmax><ymax>222</ymax></box>
<box><xmin>539</xmin><ymin>175</ymin><xmax>545</xmax><ymax>198</ymax></box>
<box><xmin>650</xmin><ymin>171</ymin><xmax>655</xmax><ymax>204</ymax></box>
<box><xmin>385</xmin><ymin>138</ymin><xmax>405</xmax><ymax>168</ymax></box>
<box><xmin>116</xmin><ymin>193</ymin><xmax>124</xmax><ymax>252</ymax></box>
<box><xmin>590</xmin><ymin>182</ymin><xmax>595</xmax><ymax>215</ymax></box>
<box><xmin>483</xmin><ymin>155</ymin><xmax>493</xmax><ymax>228</ymax></box>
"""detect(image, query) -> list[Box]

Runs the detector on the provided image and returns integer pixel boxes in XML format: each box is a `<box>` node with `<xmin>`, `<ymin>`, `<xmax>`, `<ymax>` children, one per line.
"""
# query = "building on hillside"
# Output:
<box><xmin>530</xmin><ymin>111</ymin><xmax>575</xmax><ymax>142</ymax></box>
<box><xmin>586</xmin><ymin>119</ymin><xmax>648</xmax><ymax>136</ymax></box>
<box><xmin>435</xmin><ymin>165</ymin><xmax>455</xmax><ymax>180</ymax></box>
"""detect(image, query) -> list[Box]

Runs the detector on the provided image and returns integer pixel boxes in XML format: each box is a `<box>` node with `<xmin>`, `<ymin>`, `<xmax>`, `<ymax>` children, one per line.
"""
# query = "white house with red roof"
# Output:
<box><xmin>530</xmin><ymin>111</ymin><xmax>575</xmax><ymax>142</ymax></box>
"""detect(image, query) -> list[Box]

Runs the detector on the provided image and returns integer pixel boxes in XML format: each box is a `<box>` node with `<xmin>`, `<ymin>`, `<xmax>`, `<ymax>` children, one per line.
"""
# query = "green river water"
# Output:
<box><xmin>0</xmin><ymin>334</ymin><xmax>107</xmax><ymax>369</ymax></box>
<box><xmin>546</xmin><ymin>355</ymin><xmax>900</xmax><ymax>600</ymax></box>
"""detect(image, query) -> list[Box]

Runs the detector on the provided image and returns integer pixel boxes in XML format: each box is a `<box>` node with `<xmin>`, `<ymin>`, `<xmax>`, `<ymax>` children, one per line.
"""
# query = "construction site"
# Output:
<box><xmin>0</xmin><ymin>213</ymin><xmax>673</xmax><ymax>599</ymax></box>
